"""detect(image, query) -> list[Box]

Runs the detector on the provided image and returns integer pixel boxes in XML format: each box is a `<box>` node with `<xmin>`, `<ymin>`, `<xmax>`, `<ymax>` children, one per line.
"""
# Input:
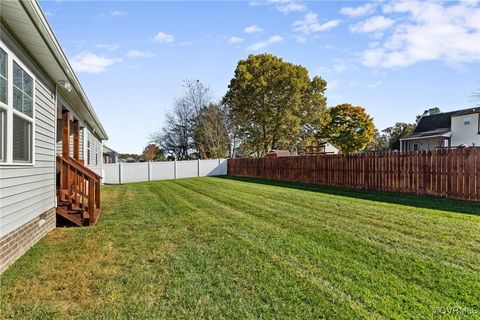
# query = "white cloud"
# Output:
<box><xmin>247</xmin><ymin>35</ymin><xmax>283</xmax><ymax>51</ymax></box>
<box><xmin>44</xmin><ymin>10</ymin><xmax>55</xmax><ymax>18</ymax></box>
<box><xmin>293</xmin><ymin>12</ymin><xmax>340</xmax><ymax>34</ymax></box>
<box><xmin>361</xmin><ymin>0</ymin><xmax>480</xmax><ymax>68</ymax></box>
<box><xmin>332</xmin><ymin>60</ymin><xmax>347</xmax><ymax>73</ymax></box>
<box><xmin>350</xmin><ymin>16</ymin><xmax>395</xmax><ymax>33</ymax></box>
<box><xmin>250</xmin><ymin>0</ymin><xmax>306</xmax><ymax>13</ymax></box>
<box><xmin>126</xmin><ymin>50</ymin><xmax>155</xmax><ymax>58</ymax></box>
<box><xmin>317</xmin><ymin>59</ymin><xmax>349</xmax><ymax>74</ymax></box>
<box><xmin>296</xmin><ymin>36</ymin><xmax>307</xmax><ymax>43</ymax></box>
<box><xmin>277</xmin><ymin>2</ymin><xmax>306</xmax><ymax>13</ymax></box>
<box><xmin>340</xmin><ymin>3</ymin><xmax>376</xmax><ymax>17</ymax></box>
<box><xmin>153</xmin><ymin>32</ymin><xmax>174</xmax><ymax>43</ymax></box>
<box><xmin>95</xmin><ymin>43</ymin><xmax>120</xmax><ymax>51</ymax></box>
<box><xmin>109</xmin><ymin>11</ymin><xmax>127</xmax><ymax>17</ymax></box>
<box><xmin>369</xmin><ymin>81</ymin><xmax>384</xmax><ymax>88</ymax></box>
<box><xmin>228</xmin><ymin>36</ymin><xmax>245</xmax><ymax>44</ymax></box>
<box><xmin>244</xmin><ymin>25</ymin><xmax>263</xmax><ymax>33</ymax></box>
<box><xmin>71</xmin><ymin>53</ymin><xmax>120</xmax><ymax>73</ymax></box>
<box><xmin>178</xmin><ymin>41</ymin><xmax>194</xmax><ymax>47</ymax></box>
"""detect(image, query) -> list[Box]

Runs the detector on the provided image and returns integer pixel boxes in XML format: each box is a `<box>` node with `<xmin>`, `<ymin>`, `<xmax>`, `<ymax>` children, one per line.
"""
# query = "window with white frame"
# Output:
<box><xmin>0</xmin><ymin>43</ymin><xmax>35</xmax><ymax>164</ymax></box>
<box><xmin>87</xmin><ymin>138</ymin><xmax>91</xmax><ymax>165</ymax></box>
<box><xmin>0</xmin><ymin>48</ymin><xmax>7</xmax><ymax>162</ymax></box>
<box><xmin>464</xmin><ymin>117</ymin><xmax>471</xmax><ymax>125</ymax></box>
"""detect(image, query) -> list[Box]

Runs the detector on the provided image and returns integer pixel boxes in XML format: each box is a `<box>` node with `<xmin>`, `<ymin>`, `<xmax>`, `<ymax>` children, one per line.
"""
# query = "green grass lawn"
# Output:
<box><xmin>1</xmin><ymin>177</ymin><xmax>480</xmax><ymax>319</ymax></box>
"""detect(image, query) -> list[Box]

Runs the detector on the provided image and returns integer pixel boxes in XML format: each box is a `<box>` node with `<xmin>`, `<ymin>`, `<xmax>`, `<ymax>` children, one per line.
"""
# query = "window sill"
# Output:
<box><xmin>0</xmin><ymin>162</ymin><xmax>35</xmax><ymax>166</ymax></box>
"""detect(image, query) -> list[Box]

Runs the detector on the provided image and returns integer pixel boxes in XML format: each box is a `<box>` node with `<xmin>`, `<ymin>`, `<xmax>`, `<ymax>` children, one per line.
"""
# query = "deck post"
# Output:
<box><xmin>62</xmin><ymin>111</ymin><xmax>70</xmax><ymax>159</ymax></box>
<box><xmin>73</xmin><ymin>120</ymin><xmax>80</xmax><ymax>160</ymax></box>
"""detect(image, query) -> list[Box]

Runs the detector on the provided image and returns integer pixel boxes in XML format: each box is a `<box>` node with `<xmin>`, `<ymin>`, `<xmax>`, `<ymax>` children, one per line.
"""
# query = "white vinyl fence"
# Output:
<box><xmin>103</xmin><ymin>159</ymin><xmax>227</xmax><ymax>184</ymax></box>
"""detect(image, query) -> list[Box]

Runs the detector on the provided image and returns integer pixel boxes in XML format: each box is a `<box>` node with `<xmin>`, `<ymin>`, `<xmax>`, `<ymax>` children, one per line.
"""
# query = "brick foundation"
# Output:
<box><xmin>0</xmin><ymin>208</ymin><xmax>56</xmax><ymax>273</ymax></box>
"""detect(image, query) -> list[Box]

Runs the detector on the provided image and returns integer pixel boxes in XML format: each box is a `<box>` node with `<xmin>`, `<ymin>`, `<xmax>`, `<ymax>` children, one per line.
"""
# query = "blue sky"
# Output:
<box><xmin>39</xmin><ymin>0</ymin><xmax>480</xmax><ymax>153</ymax></box>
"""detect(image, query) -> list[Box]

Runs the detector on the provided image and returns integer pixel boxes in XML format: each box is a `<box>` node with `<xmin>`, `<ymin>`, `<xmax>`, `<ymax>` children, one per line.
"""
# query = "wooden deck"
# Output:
<box><xmin>56</xmin><ymin>110</ymin><xmax>101</xmax><ymax>226</ymax></box>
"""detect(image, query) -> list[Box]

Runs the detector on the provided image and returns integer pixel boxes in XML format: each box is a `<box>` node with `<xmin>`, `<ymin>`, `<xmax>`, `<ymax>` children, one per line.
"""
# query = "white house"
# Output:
<box><xmin>0</xmin><ymin>0</ymin><xmax>108</xmax><ymax>273</ymax></box>
<box><xmin>400</xmin><ymin>108</ymin><xmax>480</xmax><ymax>151</ymax></box>
<box><xmin>103</xmin><ymin>145</ymin><xmax>119</xmax><ymax>164</ymax></box>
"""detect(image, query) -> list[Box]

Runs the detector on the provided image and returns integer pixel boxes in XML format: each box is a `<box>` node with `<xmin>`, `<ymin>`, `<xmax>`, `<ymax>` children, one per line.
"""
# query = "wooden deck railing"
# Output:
<box><xmin>56</xmin><ymin>155</ymin><xmax>102</xmax><ymax>225</ymax></box>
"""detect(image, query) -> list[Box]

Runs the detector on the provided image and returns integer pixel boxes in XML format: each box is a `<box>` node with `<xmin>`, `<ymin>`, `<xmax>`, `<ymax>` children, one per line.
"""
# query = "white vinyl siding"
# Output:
<box><xmin>0</xmin><ymin>77</ymin><xmax>55</xmax><ymax>237</ymax></box>
<box><xmin>84</xmin><ymin>128</ymin><xmax>103</xmax><ymax>176</ymax></box>
<box><xmin>0</xmin><ymin>29</ymin><xmax>55</xmax><ymax>238</ymax></box>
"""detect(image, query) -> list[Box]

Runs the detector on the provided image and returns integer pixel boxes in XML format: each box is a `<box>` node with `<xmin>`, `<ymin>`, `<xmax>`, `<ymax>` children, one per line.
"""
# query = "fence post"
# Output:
<box><xmin>118</xmin><ymin>162</ymin><xmax>123</xmax><ymax>184</ymax></box>
<box><xmin>174</xmin><ymin>159</ymin><xmax>177</xmax><ymax>179</ymax></box>
<box><xmin>148</xmin><ymin>161</ymin><xmax>152</xmax><ymax>181</ymax></box>
<box><xmin>197</xmin><ymin>159</ymin><xmax>201</xmax><ymax>177</ymax></box>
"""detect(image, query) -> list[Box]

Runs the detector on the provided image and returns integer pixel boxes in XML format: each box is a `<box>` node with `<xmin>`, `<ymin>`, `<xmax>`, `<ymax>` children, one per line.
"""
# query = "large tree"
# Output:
<box><xmin>364</xmin><ymin>129</ymin><xmax>389</xmax><ymax>152</ymax></box>
<box><xmin>194</xmin><ymin>103</ymin><xmax>230</xmax><ymax>159</ymax></box>
<box><xmin>223</xmin><ymin>54</ymin><xmax>327</xmax><ymax>157</ymax></box>
<box><xmin>381</xmin><ymin>122</ymin><xmax>416</xmax><ymax>150</ymax></box>
<box><xmin>321</xmin><ymin>104</ymin><xmax>375</xmax><ymax>154</ymax></box>
<box><xmin>151</xmin><ymin>98</ymin><xmax>195</xmax><ymax>160</ymax></box>
<box><xmin>150</xmin><ymin>80</ymin><xmax>213</xmax><ymax>160</ymax></box>
<box><xmin>142</xmin><ymin>143</ymin><xmax>165</xmax><ymax>161</ymax></box>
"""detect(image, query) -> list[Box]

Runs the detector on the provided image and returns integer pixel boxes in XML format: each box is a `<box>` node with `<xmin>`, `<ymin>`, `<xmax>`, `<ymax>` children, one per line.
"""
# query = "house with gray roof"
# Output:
<box><xmin>400</xmin><ymin>108</ymin><xmax>480</xmax><ymax>151</ymax></box>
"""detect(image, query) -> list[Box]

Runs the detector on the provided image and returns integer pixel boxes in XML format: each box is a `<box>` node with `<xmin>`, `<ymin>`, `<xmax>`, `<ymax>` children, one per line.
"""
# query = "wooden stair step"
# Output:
<box><xmin>56</xmin><ymin>206</ymin><xmax>84</xmax><ymax>226</ymax></box>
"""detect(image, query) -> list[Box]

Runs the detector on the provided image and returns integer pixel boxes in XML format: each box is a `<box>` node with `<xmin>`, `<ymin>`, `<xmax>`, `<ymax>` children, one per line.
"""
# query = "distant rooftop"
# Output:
<box><xmin>414</xmin><ymin>107</ymin><xmax>479</xmax><ymax>134</ymax></box>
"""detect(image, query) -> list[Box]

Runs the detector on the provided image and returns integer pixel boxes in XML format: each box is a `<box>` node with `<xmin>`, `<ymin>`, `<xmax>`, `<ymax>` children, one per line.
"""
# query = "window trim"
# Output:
<box><xmin>464</xmin><ymin>117</ymin><xmax>471</xmax><ymax>126</ymax></box>
<box><xmin>0</xmin><ymin>41</ymin><xmax>35</xmax><ymax>166</ymax></box>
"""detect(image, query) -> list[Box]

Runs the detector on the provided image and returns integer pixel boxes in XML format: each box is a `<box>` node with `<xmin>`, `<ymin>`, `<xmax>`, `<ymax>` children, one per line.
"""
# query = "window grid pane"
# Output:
<box><xmin>12</xmin><ymin>62</ymin><xmax>33</xmax><ymax>118</ymax></box>
<box><xmin>0</xmin><ymin>48</ymin><xmax>7</xmax><ymax>104</ymax></box>
<box><xmin>13</xmin><ymin>114</ymin><xmax>32</xmax><ymax>163</ymax></box>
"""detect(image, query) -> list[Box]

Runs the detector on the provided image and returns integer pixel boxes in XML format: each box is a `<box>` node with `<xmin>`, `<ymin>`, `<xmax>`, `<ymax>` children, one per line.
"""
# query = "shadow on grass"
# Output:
<box><xmin>216</xmin><ymin>176</ymin><xmax>480</xmax><ymax>217</ymax></box>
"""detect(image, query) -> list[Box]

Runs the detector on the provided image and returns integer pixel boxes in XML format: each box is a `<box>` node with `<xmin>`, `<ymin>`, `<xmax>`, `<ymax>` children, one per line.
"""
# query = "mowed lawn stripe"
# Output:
<box><xmin>167</xmin><ymin>180</ymin><xmax>464</xmax><ymax>316</ymax></box>
<box><xmin>170</xmin><ymin>178</ymin><xmax>480</xmax><ymax>309</ymax></box>
<box><xmin>108</xmin><ymin>180</ymin><xmax>359</xmax><ymax>319</ymax></box>
<box><xmin>1</xmin><ymin>177</ymin><xmax>479</xmax><ymax>319</ymax></box>
<box><xmin>144</xmin><ymin>180</ymin><xmax>368</xmax><ymax>318</ymax></box>
<box><xmin>175</xmin><ymin>177</ymin><xmax>479</xmax><ymax>271</ymax></box>
<box><xmin>161</xmin><ymin>183</ymin><xmax>376</xmax><ymax>315</ymax></box>
<box><xmin>179</xmin><ymin>178</ymin><xmax>480</xmax><ymax>273</ymax></box>
<box><xmin>184</xmin><ymin>177</ymin><xmax>480</xmax><ymax>269</ymax></box>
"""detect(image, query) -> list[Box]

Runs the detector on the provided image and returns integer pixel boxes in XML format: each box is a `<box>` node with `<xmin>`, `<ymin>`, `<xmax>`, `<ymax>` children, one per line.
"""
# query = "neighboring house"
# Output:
<box><xmin>103</xmin><ymin>145</ymin><xmax>119</xmax><ymax>164</ymax></box>
<box><xmin>266</xmin><ymin>150</ymin><xmax>298</xmax><ymax>158</ymax></box>
<box><xmin>0</xmin><ymin>0</ymin><xmax>108</xmax><ymax>273</ymax></box>
<box><xmin>400</xmin><ymin>108</ymin><xmax>480</xmax><ymax>151</ymax></box>
<box><xmin>304</xmin><ymin>140</ymin><xmax>339</xmax><ymax>155</ymax></box>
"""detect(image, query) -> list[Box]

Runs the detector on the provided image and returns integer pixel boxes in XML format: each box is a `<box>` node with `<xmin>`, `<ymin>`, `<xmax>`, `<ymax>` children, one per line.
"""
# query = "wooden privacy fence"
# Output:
<box><xmin>228</xmin><ymin>148</ymin><xmax>480</xmax><ymax>201</ymax></box>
